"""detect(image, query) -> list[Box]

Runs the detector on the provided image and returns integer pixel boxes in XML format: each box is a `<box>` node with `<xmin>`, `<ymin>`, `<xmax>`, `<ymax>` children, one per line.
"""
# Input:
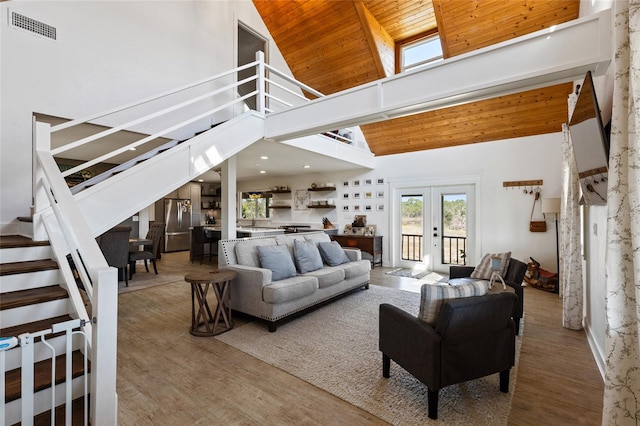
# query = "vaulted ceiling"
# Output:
<box><xmin>253</xmin><ymin>0</ymin><xmax>580</xmax><ymax>156</ymax></box>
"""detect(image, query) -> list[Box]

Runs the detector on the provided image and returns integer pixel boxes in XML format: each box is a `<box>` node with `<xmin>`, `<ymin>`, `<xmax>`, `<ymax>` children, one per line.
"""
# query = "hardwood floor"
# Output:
<box><xmin>117</xmin><ymin>252</ymin><xmax>603</xmax><ymax>425</ymax></box>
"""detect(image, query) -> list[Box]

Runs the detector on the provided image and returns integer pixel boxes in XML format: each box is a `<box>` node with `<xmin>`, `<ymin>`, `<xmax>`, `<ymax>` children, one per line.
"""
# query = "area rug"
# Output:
<box><xmin>216</xmin><ymin>285</ymin><xmax>522</xmax><ymax>425</ymax></box>
<box><xmin>386</xmin><ymin>268</ymin><xmax>447</xmax><ymax>282</ymax></box>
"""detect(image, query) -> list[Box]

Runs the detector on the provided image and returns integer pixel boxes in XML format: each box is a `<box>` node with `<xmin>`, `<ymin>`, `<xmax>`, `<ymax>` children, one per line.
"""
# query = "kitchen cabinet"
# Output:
<box><xmin>332</xmin><ymin>234</ymin><xmax>383</xmax><ymax>268</ymax></box>
<box><xmin>201</xmin><ymin>184</ymin><xmax>221</xmax><ymax>224</ymax></box>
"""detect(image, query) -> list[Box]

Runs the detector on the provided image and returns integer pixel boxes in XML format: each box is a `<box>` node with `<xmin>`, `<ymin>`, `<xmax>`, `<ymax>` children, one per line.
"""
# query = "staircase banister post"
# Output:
<box><xmin>32</xmin><ymin>120</ymin><xmax>52</xmax><ymax>241</ymax></box>
<box><xmin>256</xmin><ymin>51</ymin><xmax>265</xmax><ymax>114</ymax></box>
<box><xmin>90</xmin><ymin>266</ymin><xmax>119</xmax><ymax>425</ymax></box>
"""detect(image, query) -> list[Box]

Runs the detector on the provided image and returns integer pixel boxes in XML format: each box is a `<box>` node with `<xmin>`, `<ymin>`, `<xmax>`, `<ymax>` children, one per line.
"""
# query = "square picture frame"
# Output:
<box><xmin>342</xmin><ymin>180</ymin><xmax>350</xmax><ymax>187</ymax></box>
<box><xmin>364</xmin><ymin>178</ymin><xmax>372</xmax><ymax>186</ymax></box>
<box><xmin>376</xmin><ymin>190</ymin><xmax>384</xmax><ymax>198</ymax></box>
<box><xmin>364</xmin><ymin>205</ymin><xmax>372</xmax><ymax>211</ymax></box>
<box><xmin>364</xmin><ymin>191</ymin><xmax>372</xmax><ymax>199</ymax></box>
<box><xmin>352</xmin><ymin>179</ymin><xmax>360</xmax><ymax>187</ymax></box>
<box><xmin>376</xmin><ymin>178</ymin><xmax>384</xmax><ymax>185</ymax></box>
<box><xmin>353</xmin><ymin>205</ymin><xmax>361</xmax><ymax>212</ymax></box>
<box><xmin>343</xmin><ymin>193</ymin><xmax>349</xmax><ymax>199</ymax></box>
<box><xmin>353</xmin><ymin>214</ymin><xmax>367</xmax><ymax>226</ymax></box>
<box><xmin>342</xmin><ymin>205</ymin><xmax>350</xmax><ymax>212</ymax></box>
<box><xmin>353</xmin><ymin>192</ymin><xmax>360</xmax><ymax>199</ymax></box>
<box><xmin>377</xmin><ymin>204</ymin><xmax>384</xmax><ymax>212</ymax></box>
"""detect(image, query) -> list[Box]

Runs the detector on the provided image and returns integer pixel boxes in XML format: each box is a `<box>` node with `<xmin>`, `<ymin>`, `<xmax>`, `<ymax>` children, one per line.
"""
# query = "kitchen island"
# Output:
<box><xmin>235</xmin><ymin>227</ymin><xmax>285</xmax><ymax>238</ymax></box>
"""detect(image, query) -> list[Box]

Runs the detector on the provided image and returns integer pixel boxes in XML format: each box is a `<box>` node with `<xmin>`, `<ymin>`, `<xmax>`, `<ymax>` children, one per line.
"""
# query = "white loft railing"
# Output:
<box><xmin>28</xmin><ymin>51</ymin><xmax>360</xmax><ymax>425</ymax></box>
<box><xmin>47</xmin><ymin>51</ymin><xmax>359</xmax><ymax>185</ymax></box>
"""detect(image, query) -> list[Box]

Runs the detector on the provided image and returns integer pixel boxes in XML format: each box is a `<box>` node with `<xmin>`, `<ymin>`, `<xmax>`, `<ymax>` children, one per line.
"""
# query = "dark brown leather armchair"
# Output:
<box><xmin>450</xmin><ymin>258</ymin><xmax>527</xmax><ymax>335</ymax></box>
<box><xmin>379</xmin><ymin>292</ymin><xmax>517</xmax><ymax>420</ymax></box>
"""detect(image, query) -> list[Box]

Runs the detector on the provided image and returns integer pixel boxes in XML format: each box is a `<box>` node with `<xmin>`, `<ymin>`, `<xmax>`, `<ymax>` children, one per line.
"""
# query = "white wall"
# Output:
<box><xmin>240</xmin><ymin>132</ymin><xmax>563</xmax><ymax>270</ymax></box>
<box><xmin>0</xmin><ymin>1</ymin><xmax>289</xmax><ymax>234</ymax></box>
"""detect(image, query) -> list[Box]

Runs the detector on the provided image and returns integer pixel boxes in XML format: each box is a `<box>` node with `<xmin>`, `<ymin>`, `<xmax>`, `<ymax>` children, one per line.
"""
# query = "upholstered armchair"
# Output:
<box><xmin>450</xmin><ymin>257</ymin><xmax>527</xmax><ymax>335</ymax></box>
<box><xmin>379</xmin><ymin>291</ymin><xmax>517</xmax><ymax>420</ymax></box>
<box><xmin>97</xmin><ymin>225</ymin><xmax>132</xmax><ymax>286</ymax></box>
<box><xmin>128</xmin><ymin>222</ymin><xmax>165</xmax><ymax>278</ymax></box>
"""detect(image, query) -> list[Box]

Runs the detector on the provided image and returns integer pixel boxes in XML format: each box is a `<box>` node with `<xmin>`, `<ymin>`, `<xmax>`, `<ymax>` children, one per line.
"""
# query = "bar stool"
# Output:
<box><xmin>184</xmin><ymin>270</ymin><xmax>237</xmax><ymax>336</ymax></box>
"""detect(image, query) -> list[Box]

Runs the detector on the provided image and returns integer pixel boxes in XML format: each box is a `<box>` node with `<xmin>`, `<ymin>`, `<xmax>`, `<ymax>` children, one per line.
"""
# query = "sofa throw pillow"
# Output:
<box><xmin>470</xmin><ymin>252</ymin><xmax>511</xmax><ymax>279</ymax></box>
<box><xmin>318</xmin><ymin>241</ymin><xmax>350</xmax><ymax>266</ymax></box>
<box><xmin>294</xmin><ymin>239</ymin><xmax>324</xmax><ymax>273</ymax></box>
<box><xmin>303</xmin><ymin>232</ymin><xmax>331</xmax><ymax>246</ymax></box>
<box><xmin>418</xmin><ymin>281</ymin><xmax>488</xmax><ymax>326</ymax></box>
<box><xmin>257</xmin><ymin>245</ymin><xmax>297</xmax><ymax>281</ymax></box>
<box><xmin>235</xmin><ymin>239</ymin><xmax>277</xmax><ymax>267</ymax></box>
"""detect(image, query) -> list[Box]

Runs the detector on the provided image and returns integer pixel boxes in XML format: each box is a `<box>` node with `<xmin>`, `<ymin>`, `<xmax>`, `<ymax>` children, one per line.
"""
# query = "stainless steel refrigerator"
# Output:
<box><xmin>165</xmin><ymin>198</ymin><xmax>192</xmax><ymax>252</ymax></box>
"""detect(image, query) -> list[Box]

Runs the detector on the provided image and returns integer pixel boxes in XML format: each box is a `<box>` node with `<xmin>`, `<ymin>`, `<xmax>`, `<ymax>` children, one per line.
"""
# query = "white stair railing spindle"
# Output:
<box><xmin>19</xmin><ymin>333</ymin><xmax>35</xmax><ymax>426</ymax></box>
<box><xmin>39</xmin><ymin>337</ymin><xmax>56</xmax><ymax>426</ymax></box>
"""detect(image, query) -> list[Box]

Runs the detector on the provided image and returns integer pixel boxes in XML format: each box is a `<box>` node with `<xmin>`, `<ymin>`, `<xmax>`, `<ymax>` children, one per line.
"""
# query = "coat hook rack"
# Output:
<box><xmin>502</xmin><ymin>179</ymin><xmax>543</xmax><ymax>188</ymax></box>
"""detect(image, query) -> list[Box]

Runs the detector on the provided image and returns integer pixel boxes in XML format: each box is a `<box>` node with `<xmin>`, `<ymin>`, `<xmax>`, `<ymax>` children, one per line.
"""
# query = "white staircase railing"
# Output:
<box><xmin>45</xmin><ymin>51</ymin><xmax>361</xmax><ymax>191</ymax></box>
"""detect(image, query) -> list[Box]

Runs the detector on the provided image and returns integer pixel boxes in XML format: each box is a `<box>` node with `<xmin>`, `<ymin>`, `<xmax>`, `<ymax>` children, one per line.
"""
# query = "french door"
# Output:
<box><xmin>393</xmin><ymin>184</ymin><xmax>475</xmax><ymax>273</ymax></box>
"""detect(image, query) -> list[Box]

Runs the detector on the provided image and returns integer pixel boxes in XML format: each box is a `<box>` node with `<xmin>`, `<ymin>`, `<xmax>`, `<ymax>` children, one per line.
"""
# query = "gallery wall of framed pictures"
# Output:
<box><xmin>341</xmin><ymin>177</ymin><xmax>386</xmax><ymax>214</ymax></box>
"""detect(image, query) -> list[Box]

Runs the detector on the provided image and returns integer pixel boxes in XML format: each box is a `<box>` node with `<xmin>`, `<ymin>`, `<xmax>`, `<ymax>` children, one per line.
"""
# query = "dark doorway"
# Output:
<box><xmin>237</xmin><ymin>24</ymin><xmax>267</xmax><ymax>111</ymax></box>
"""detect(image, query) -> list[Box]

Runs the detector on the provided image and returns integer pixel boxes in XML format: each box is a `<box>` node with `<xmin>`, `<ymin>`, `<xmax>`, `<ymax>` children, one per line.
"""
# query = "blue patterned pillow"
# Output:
<box><xmin>418</xmin><ymin>281</ymin><xmax>487</xmax><ymax>325</ymax></box>
<box><xmin>470</xmin><ymin>252</ymin><xmax>511</xmax><ymax>279</ymax></box>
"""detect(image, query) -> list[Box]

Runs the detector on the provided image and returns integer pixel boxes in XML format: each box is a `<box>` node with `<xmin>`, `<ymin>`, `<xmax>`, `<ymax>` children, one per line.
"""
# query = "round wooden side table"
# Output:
<box><xmin>184</xmin><ymin>269</ymin><xmax>237</xmax><ymax>336</ymax></box>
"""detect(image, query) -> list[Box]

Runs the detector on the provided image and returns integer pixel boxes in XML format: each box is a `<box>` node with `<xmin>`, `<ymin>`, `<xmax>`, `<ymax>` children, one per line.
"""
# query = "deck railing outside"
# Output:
<box><xmin>401</xmin><ymin>234</ymin><xmax>467</xmax><ymax>265</ymax></box>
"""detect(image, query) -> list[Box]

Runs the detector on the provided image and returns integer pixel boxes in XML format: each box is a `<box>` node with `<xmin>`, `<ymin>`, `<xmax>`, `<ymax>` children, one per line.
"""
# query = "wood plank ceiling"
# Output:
<box><xmin>253</xmin><ymin>0</ymin><xmax>580</xmax><ymax>156</ymax></box>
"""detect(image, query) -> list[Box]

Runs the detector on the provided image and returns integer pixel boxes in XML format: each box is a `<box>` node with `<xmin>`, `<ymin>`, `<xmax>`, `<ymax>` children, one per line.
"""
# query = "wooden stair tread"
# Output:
<box><xmin>32</xmin><ymin>396</ymin><xmax>89</xmax><ymax>425</ymax></box>
<box><xmin>4</xmin><ymin>350</ymin><xmax>89</xmax><ymax>403</ymax></box>
<box><xmin>0</xmin><ymin>259</ymin><xmax>58</xmax><ymax>276</ymax></box>
<box><xmin>0</xmin><ymin>285</ymin><xmax>68</xmax><ymax>311</ymax></box>
<box><xmin>0</xmin><ymin>235</ymin><xmax>49</xmax><ymax>249</ymax></box>
<box><xmin>1</xmin><ymin>314</ymin><xmax>73</xmax><ymax>339</ymax></box>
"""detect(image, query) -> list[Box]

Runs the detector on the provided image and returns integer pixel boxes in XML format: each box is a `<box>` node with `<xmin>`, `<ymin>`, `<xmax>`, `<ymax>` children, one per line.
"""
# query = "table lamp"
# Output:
<box><xmin>541</xmin><ymin>198</ymin><xmax>561</xmax><ymax>276</ymax></box>
<box><xmin>489</xmin><ymin>256</ymin><xmax>506</xmax><ymax>290</ymax></box>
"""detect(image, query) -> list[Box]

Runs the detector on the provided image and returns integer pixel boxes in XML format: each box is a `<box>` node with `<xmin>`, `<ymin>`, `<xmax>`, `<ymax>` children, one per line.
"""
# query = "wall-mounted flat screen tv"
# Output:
<box><xmin>568</xmin><ymin>71</ymin><xmax>611</xmax><ymax>205</ymax></box>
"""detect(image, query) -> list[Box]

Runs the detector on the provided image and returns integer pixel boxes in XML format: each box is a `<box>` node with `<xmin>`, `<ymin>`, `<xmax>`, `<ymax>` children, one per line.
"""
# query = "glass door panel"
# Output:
<box><xmin>432</xmin><ymin>185</ymin><xmax>474</xmax><ymax>272</ymax></box>
<box><xmin>401</xmin><ymin>194</ymin><xmax>424</xmax><ymax>263</ymax></box>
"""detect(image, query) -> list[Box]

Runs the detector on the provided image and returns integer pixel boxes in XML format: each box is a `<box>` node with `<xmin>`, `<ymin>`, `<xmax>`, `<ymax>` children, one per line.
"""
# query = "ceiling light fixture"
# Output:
<box><xmin>260</xmin><ymin>156</ymin><xmax>269</xmax><ymax>160</ymax></box>
<box><xmin>259</xmin><ymin>170</ymin><xmax>266</xmax><ymax>174</ymax></box>
<box><xmin>303</xmin><ymin>165</ymin><xmax>311</xmax><ymax>169</ymax></box>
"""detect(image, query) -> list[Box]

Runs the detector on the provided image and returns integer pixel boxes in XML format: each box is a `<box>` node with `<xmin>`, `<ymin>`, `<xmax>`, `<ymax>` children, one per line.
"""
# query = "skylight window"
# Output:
<box><xmin>400</xmin><ymin>34</ymin><xmax>443</xmax><ymax>73</ymax></box>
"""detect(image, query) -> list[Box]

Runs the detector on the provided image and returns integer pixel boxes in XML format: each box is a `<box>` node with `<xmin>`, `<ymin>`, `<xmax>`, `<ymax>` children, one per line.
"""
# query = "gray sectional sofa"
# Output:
<box><xmin>219</xmin><ymin>231</ymin><xmax>371</xmax><ymax>331</ymax></box>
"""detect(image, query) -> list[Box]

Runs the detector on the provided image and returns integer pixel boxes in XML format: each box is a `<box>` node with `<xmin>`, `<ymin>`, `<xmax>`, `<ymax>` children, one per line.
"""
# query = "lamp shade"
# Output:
<box><xmin>541</xmin><ymin>198</ymin><xmax>561</xmax><ymax>214</ymax></box>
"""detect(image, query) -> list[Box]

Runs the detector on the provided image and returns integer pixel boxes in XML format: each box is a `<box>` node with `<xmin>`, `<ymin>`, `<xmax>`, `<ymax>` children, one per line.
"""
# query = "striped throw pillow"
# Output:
<box><xmin>418</xmin><ymin>281</ymin><xmax>488</xmax><ymax>325</ymax></box>
<box><xmin>470</xmin><ymin>252</ymin><xmax>511</xmax><ymax>279</ymax></box>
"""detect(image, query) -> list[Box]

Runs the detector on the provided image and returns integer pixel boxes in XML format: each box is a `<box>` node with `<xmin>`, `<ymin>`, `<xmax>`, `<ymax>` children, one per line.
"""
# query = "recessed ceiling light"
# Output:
<box><xmin>198</xmin><ymin>179</ymin><xmax>204</xmax><ymax>182</ymax></box>
<box><xmin>259</xmin><ymin>170</ymin><xmax>266</xmax><ymax>174</ymax></box>
<box><xmin>303</xmin><ymin>165</ymin><xmax>311</xmax><ymax>169</ymax></box>
<box><xmin>260</xmin><ymin>156</ymin><xmax>269</xmax><ymax>160</ymax></box>
<box><xmin>129</xmin><ymin>147</ymin><xmax>136</xmax><ymax>151</ymax></box>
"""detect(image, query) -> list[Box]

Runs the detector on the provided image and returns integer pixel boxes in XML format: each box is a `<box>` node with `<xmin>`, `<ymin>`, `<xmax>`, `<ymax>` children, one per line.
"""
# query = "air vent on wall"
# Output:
<box><xmin>9</xmin><ymin>10</ymin><xmax>57</xmax><ymax>41</ymax></box>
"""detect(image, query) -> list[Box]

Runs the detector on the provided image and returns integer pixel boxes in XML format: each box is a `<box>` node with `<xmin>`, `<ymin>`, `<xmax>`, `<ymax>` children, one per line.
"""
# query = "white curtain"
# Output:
<box><xmin>560</xmin><ymin>121</ymin><xmax>584</xmax><ymax>330</ymax></box>
<box><xmin>602</xmin><ymin>0</ymin><xmax>640</xmax><ymax>423</ymax></box>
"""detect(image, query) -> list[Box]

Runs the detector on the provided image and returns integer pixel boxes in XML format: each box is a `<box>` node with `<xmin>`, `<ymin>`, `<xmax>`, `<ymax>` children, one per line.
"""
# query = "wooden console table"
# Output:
<box><xmin>332</xmin><ymin>234</ymin><xmax>383</xmax><ymax>268</ymax></box>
